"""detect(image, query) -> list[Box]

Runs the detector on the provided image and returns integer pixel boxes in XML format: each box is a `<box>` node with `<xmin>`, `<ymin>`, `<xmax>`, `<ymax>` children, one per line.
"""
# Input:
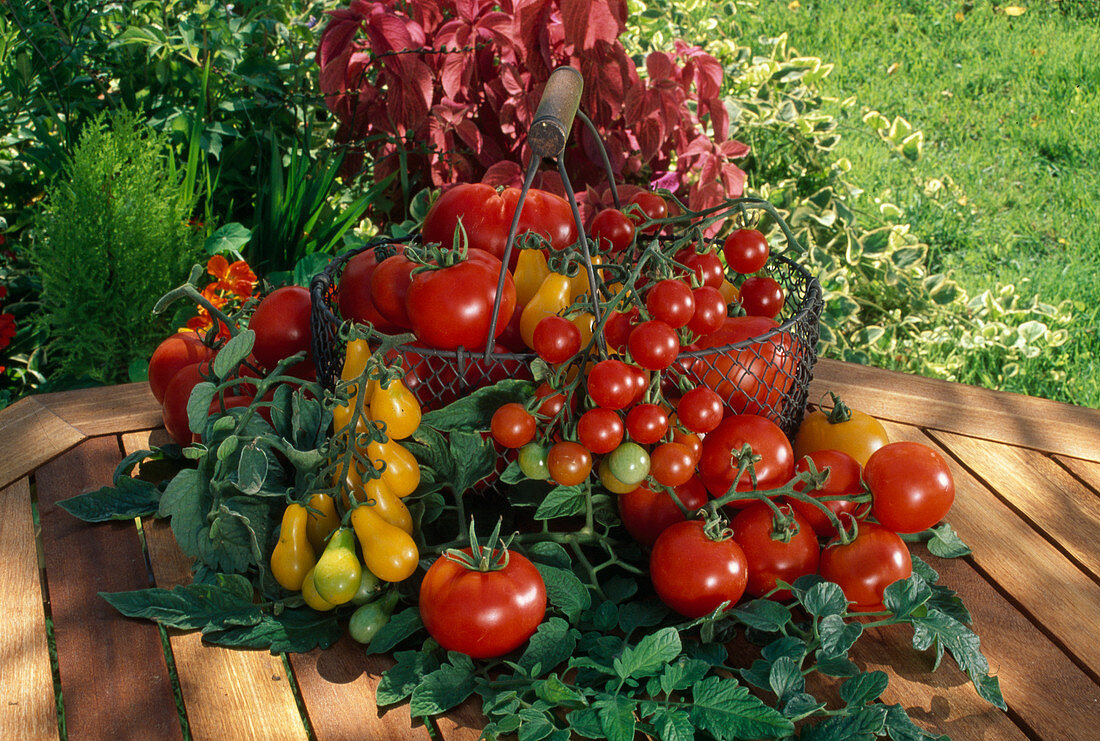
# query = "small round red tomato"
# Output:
<box><xmin>627</xmin><ymin>191</ymin><xmax>667</xmax><ymax>233</ymax></box>
<box><xmin>646</xmin><ymin>279</ymin><xmax>695</xmax><ymax>329</ymax></box>
<box><xmin>699</xmin><ymin>414</ymin><xmax>795</xmax><ymax>501</ymax></box>
<box><xmin>820</xmin><ymin>522</ymin><xmax>912</xmax><ymax>612</ymax></box>
<box><xmin>676</xmin><ymin>248</ymin><xmax>725</xmax><ymax>289</ymax></box>
<box><xmin>628</xmin><ymin>320</ymin><xmax>679</xmax><ymax>371</ymax></box>
<box><xmin>686</xmin><ymin>285</ymin><xmax>727</xmax><ymax>337</ymax></box>
<box><xmin>148</xmin><ymin>332</ymin><xmax>215</xmax><ymax>404</ymax></box>
<box><xmin>590</xmin><ymin>208</ymin><xmax>635</xmax><ymax>253</ymax></box>
<box><xmin>650</xmin><ymin>520</ymin><xmax>748</xmax><ymax>617</ymax></box>
<box><xmin>547</xmin><ymin>441</ymin><xmax>593</xmax><ymax>486</ymax></box>
<box><xmin>672</xmin><ymin>427</ymin><xmax>702</xmax><ymax>464</ymax></box>
<box><xmin>618</xmin><ymin>476</ymin><xmax>708</xmax><ymax>546</ymax></box>
<box><xmin>533</xmin><ymin>315</ymin><xmax>582</xmax><ymax>364</ymax></box>
<box><xmin>250</xmin><ymin>286</ymin><xmax>313</xmax><ymax>371</ymax></box>
<box><xmin>739</xmin><ymin>276</ymin><xmax>785</xmax><ymax>319</ymax></box>
<box><xmin>789</xmin><ymin>449</ymin><xmax>866</xmax><ymax>537</ymax></box>
<box><xmin>490</xmin><ymin>403</ymin><xmax>537</xmax><ymax>449</ymax></box>
<box><xmin>370</xmin><ymin>253</ymin><xmax>416</xmax><ymax>329</ymax></box>
<box><xmin>731</xmin><ymin>502</ymin><xmax>820</xmax><ymax>600</ymax></box>
<box><xmin>577</xmin><ymin>407</ymin><xmax>625</xmax><ymax>455</ymax></box>
<box><xmin>864</xmin><ymin>441</ymin><xmax>955</xmax><ymax>533</ymax></box>
<box><xmin>534</xmin><ymin>381</ymin><xmax>570</xmax><ymax>420</ymax></box>
<box><xmin>405</xmin><ymin>251</ymin><xmax>516</xmax><ymax>351</ymax></box>
<box><xmin>722</xmin><ymin>229</ymin><xmax>770</xmax><ymax>275</ymax></box>
<box><xmin>587</xmin><ymin>359</ymin><xmax>635</xmax><ymax>410</ymax></box>
<box><xmin>419</xmin><ymin>547</ymin><xmax>547</xmax><ymax>658</ymax></box>
<box><xmin>676</xmin><ymin>387</ymin><xmax>725</xmax><ymax>434</ymax></box>
<box><xmin>649</xmin><ymin>442</ymin><xmax>695</xmax><ymax>487</ymax></box>
<box><xmin>603</xmin><ymin>309</ymin><xmax>638</xmax><ymax>352</ymax></box>
<box><xmin>625</xmin><ymin>403</ymin><xmax>669</xmax><ymax>445</ymax></box>
<box><xmin>338</xmin><ymin>247</ymin><xmax>400</xmax><ymax>332</ymax></box>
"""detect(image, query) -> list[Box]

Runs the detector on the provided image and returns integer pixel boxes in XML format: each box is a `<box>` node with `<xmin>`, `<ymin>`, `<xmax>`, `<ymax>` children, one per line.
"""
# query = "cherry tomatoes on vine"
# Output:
<box><xmin>676</xmin><ymin>386</ymin><xmax>725</xmax><ymax>434</ymax></box>
<box><xmin>649</xmin><ymin>442</ymin><xmax>695</xmax><ymax>487</ymax></box>
<box><xmin>603</xmin><ymin>309</ymin><xmax>638</xmax><ymax>353</ymax></box>
<box><xmin>650</xmin><ymin>520</ymin><xmax>748</xmax><ymax>618</ymax></box>
<box><xmin>731</xmin><ymin>502</ymin><xmax>820</xmax><ymax>600</ymax></box>
<box><xmin>547</xmin><ymin>441</ymin><xmax>593</xmax><ymax>486</ymax></box>
<box><xmin>739</xmin><ymin>276</ymin><xmax>785</xmax><ymax>319</ymax></box>
<box><xmin>618</xmin><ymin>476</ymin><xmax>708</xmax><ymax>547</ymax></box>
<box><xmin>587</xmin><ymin>359</ymin><xmax>635</xmax><ymax>410</ymax></box>
<box><xmin>627</xmin><ymin>191</ymin><xmax>668</xmax><ymax>233</ymax></box>
<box><xmin>820</xmin><ymin>522</ymin><xmax>912</xmax><ymax>612</ymax></box>
<box><xmin>864</xmin><ymin>441</ymin><xmax>955</xmax><ymax>533</ymax></box>
<box><xmin>490</xmin><ymin>403</ymin><xmax>537</xmax><ymax>449</ymax></box>
<box><xmin>676</xmin><ymin>248</ymin><xmax>725</xmax><ymax>289</ymax></box>
<box><xmin>532</xmin><ymin>315</ymin><xmax>582</xmax><ymax>364</ymax></box>
<box><xmin>699</xmin><ymin>414</ymin><xmax>795</xmax><ymax>502</ymax></box>
<box><xmin>722</xmin><ymin>228</ymin><xmax>770</xmax><ymax>275</ymax></box>
<box><xmin>624</xmin><ymin>403</ymin><xmax>669</xmax><ymax>445</ymax></box>
<box><xmin>577</xmin><ymin>407</ymin><xmax>625</xmax><ymax>455</ymax></box>
<box><xmin>628</xmin><ymin>320</ymin><xmax>679</xmax><ymax>371</ymax></box>
<box><xmin>590</xmin><ymin>208</ymin><xmax>635</xmax><ymax>253</ymax></box>
<box><xmin>646</xmin><ymin>279</ymin><xmax>695</xmax><ymax>329</ymax></box>
<box><xmin>788</xmin><ymin>449</ymin><xmax>866</xmax><ymax>538</ymax></box>
<box><xmin>686</xmin><ymin>285</ymin><xmax>728</xmax><ymax>337</ymax></box>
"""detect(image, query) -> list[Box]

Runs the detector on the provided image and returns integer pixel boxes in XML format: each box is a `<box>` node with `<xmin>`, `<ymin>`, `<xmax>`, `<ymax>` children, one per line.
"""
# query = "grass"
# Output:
<box><xmin>733</xmin><ymin>0</ymin><xmax>1100</xmax><ymax>406</ymax></box>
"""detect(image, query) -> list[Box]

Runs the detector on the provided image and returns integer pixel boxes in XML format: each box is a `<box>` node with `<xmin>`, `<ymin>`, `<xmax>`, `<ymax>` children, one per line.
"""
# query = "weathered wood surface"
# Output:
<box><xmin>2</xmin><ymin>364</ymin><xmax>1099</xmax><ymax>740</ymax></box>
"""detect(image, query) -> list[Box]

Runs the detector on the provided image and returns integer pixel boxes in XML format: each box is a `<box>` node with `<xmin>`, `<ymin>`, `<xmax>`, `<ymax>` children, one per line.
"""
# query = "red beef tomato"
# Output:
<box><xmin>148</xmin><ymin>332</ymin><xmax>215</xmax><ymax>404</ymax></box>
<box><xmin>650</xmin><ymin>519</ymin><xmax>748</xmax><ymax>618</ymax></box>
<box><xmin>250</xmin><ymin>286</ymin><xmax>313</xmax><ymax>372</ymax></box>
<box><xmin>698</xmin><ymin>414</ymin><xmax>795</xmax><ymax>503</ymax></box>
<box><xmin>338</xmin><ymin>247</ymin><xmax>400</xmax><ymax>333</ymax></box>
<box><xmin>690</xmin><ymin>315</ymin><xmax>798</xmax><ymax>417</ymax></box>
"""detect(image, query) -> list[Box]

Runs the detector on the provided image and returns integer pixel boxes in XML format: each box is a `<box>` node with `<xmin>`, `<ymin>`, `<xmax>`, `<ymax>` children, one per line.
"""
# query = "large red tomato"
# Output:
<box><xmin>148</xmin><ymin>332</ymin><xmax>215</xmax><ymax>403</ymax></box>
<box><xmin>161</xmin><ymin>361</ymin><xmax>211</xmax><ymax>445</ymax></box>
<box><xmin>731</xmin><ymin>502</ymin><xmax>820</xmax><ymax>600</ymax></box>
<box><xmin>338</xmin><ymin>247</ymin><xmax>400</xmax><ymax>333</ymax></box>
<box><xmin>370</xmin><ymin>253</ymin><xmax>416</xmax><ymax>329</ymax></box>
<box><xmin>404</xmin><ymin>249</ymin><xmax>516</xmax><ymax>351</ymax></box>
<box><xmin>688</xmin><ymin>315</ymin><xmax>799</xmax><ymax>417</ymax></box>
<box><xmin>698</xmin><ymin>414</ymin><xmax>795</xmax><ymax>502</ymax></box>
<box><xmin>650</xmin><ymin>520</ymin><xmax>748</xmax><ymax>618</ymax></box>
<box><xmin>422</xmin><ymin>184</ymin><xmax>578</xmax><ymax>268</ymax></box>
<box><xmin>618</xmin><ymin>476</ymin><xmax>709</xmax><ymax>547</ymax></box>
<box><xmin>250</xmin><ymin>286</ymin><xmax>313</xmax><ymax>371</ymax></box>
<box><xmin>864</xmin><ymin>441</ymin><xmax>955</xmax><ymax>534</ymax></box>
<box><xmin>419</xmin><ymin>547</ymin><xmax>546</xmax><ymax>659</ymax></box>
<box><xmin>820</xmin><ymin>522</ymin><xmax>912</xmax><ymax>612</ymax></box>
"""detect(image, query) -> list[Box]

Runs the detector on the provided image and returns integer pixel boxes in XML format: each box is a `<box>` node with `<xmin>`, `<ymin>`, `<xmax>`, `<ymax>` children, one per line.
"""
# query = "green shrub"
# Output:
<box><xmin>32</xmin><ymin>109</ymin><xmax>201</xmax><ymax>384</ymax></box>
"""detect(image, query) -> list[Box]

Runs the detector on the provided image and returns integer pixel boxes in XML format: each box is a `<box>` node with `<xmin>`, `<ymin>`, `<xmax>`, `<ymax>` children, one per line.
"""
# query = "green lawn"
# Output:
<box><xmin>733</xmin><ymin>0</ymin><xmax>1100</xmax><ymax>406</ymax></box>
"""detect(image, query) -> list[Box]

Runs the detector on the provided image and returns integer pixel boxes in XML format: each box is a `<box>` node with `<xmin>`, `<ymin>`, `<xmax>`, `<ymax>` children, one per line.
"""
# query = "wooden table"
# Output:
<box><xmin>3</xmin><ymin>357</ymin><xmax>1099</xmax><ymax>740</ymax></box>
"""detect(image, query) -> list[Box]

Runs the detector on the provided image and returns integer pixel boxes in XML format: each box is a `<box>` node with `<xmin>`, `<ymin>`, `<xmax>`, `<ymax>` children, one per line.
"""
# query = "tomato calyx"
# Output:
<box><xmin>443</xmin><ymin>517</ymin><xmax>516</xmax><ymax>573</ymax></box>
<box><xmin>823</xmin><ymin>391</ymin><xmax>854</xmax><ymax>424</ymax></box>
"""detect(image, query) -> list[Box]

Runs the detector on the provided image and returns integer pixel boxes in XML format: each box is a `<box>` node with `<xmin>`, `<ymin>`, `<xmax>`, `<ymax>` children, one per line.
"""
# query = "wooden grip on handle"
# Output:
<box><xmin>529</xmin><ymin>66</ymin><xmax>583</xmax><ymax>159</ymax></box>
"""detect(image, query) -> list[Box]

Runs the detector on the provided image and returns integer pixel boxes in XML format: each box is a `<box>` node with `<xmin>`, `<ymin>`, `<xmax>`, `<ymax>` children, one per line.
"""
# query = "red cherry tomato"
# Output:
<box><xmin>789</xmin><ymin>449</ymin><xmax>866</xmax><ymax>537</ymax></box>
<box><xmin>650</xmin><ymin>520</ymin><xmax>748</xmax><ymax>618</ymax></box>
<box><xmin>419</xmin><ymin>547</ymin><xmax>547</xmax><ymax>658</ymax></box>
<box><xmin>731</xmin><ymin>502</ymin><xmax>820</xmax><ymax>600</ymax></box>
<box><xmin>722</xmin><ymin>229</ymin><xmax>770</xmax><ymax>274</ymax></box>
<box><xmin>249</xmin><ymin>286</ymin><xmax>313</xmax><ymax>372</ymax></box>
<box><xmin>820</xmin><ymin>522</ymin><xmax>912</xmax><ymax>612</ymax></box>
<box><xmin>576</xmin><ymin>407</ymin><xmax>625</xmax><ymax>455</ymax></box>
<box><xmin>618</xmin><ymin>476</ymin><xmax>708</xmax><ymax>547</ymax></box>
<box><xmin>649</xmin><ymin>442</ymin><xmax>695</xmax><ymax>487</ymax></box>
<box><xmin>627</xmin><ymin>191</ymin><xmax>668</xmax><ymax>233</ymax></box>
<box><xmin>646</xmin><ymin>279</ymin><xmax>696</xmax><ymax>329</ymax></box>
<box><xmin>490</xmin><ymin>403</ymin><xmax>537</xmax><ymax>449</ymax></box>
<box><xmin>698</xmin><ymin>414</ymin><xmax>795</xmax><ymax>503</ymax></box>
<box><xmin>534</xmin><ymin>381</ymin><xmax>570</xmax><ymax>420</ymax></box>
<box><xmin>148</xmin><ymin>332</ymin><xmax>215</xmax><ymax>404</ymax></box>
<box><xmin>676</xmin><ymin>248</ymin><xmax>725</xmax><ymax>289</ymax></box>
<box><xmin>676</xmin><ymin>386</ymin><xmax>725</xmax><ymax>434</ymax></box>
<box><xmin>590</xmin><ymin>208</ymin><xmax>635</xmax><ymax>253</ymax></box>
<box><xmin>532</xmin><ymin>315</ymin><xmax>582</xmax><ymax>364</ymax></box>
<box><xmin>603</xmin><ymin>309</ymin><xmax>638</xmax><ymax>353</ymax></box>
<box><xmin>624</xmin><ymin>403</ymin><xmax>669</xmax><ymax>445</ymax></box>
<box><xmin>628</xmin><ymin>320</ymin><xmax>679</xmax><ymax>371</ymax></box>
<box><xmin>739</xmin><ymin>276</ymin><xmax>785</xmax><ymax>319</ymax></box>
<box><xmin>864</xmin><ymin>441</ymin><xmax>955</xmax><ymax>533</ymax></box>
<box><xmin>547</xmin><ymin>441</ymin><xmax>593</xmax><ymax>486</ymax></box>
<box><xmin>686</xmin><ymin>286</ymin><xmax>728</xmax><ymax>337</ymax></box>
<box><xmin>587</xmin><ymin>359</ymin><xmax>635</xmax><ymax>410</ymax></box>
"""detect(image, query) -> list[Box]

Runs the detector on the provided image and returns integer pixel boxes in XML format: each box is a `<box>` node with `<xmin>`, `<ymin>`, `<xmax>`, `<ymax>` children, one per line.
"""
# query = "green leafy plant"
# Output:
<box><xmin>31</xmin><ymin>109</ymin><xmax>201</xmax><ymax>384</ymax></box>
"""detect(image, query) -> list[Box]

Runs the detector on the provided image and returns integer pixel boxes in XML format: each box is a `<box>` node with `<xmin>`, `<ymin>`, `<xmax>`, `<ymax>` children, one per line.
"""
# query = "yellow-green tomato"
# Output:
<box><xmin>350</xmin><ymin>567</ymin><xmax>383</xmax><ymax>606</ymax></box>
<box><xmin>607</xmin><ymin>442</ymin><xmax>650</xmax><ymax>486</ymax></box>
<box><xmin>301</xmin><ymin>566</ymin><xmax>335</xmax><ymax>612</ymax></box>
<box><xmin>311</xmin><ymin>527</ymin><xmax>362</xmax><ymax>605</ymax></box>
<box><xmin>348</xmin><ymin>591</ymin><xmax>400</xmax><ymax>644</ymax></box>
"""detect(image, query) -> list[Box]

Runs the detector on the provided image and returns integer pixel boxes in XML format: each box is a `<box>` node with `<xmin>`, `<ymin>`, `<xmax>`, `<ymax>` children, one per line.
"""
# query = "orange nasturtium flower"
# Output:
<box><xmin>185</xmin><ymin>255</ymin><xmax>258</xmax><ymax>335</ymax></box>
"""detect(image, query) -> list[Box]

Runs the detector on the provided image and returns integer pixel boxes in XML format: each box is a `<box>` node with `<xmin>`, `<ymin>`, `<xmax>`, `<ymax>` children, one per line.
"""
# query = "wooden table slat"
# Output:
<box><xmin>121</xmin><ymin>431</ymin><xmax>310</xmax><ymax>741</ymax></box>
<box><xmin>883</xmin><ymin>422</ymin><xmax>1100</xmax><ymax>678</ymax></box>
<box><xmin>35</xmin><ymin>436</ymin><xmax>184</xmax><ymax>740</ymax></box>
<box><xmin>1055</xmin><ymin>455</ymin><xmax>1100</xmax><ymax>498</ymax></box>
<box><xmin>0</xmin><ymin>478</ymin><xmax>61</xmax><ymax>741</ymax></box>
<box><xmin>37</xmin><ymin>382</ymin><xmax>163</xmax><ymax>438</ymax></box>
<box><xmin>0</xmin><ymin>396</ymin><xmax>84</xmax><ymax>492</ymax></box>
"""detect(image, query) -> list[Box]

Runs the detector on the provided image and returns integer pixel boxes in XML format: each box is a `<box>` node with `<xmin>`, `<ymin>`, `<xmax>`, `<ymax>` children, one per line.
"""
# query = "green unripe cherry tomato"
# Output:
<box><xmin>518</xmin><ymin>442</ymin><xmax>551</xmax><ymax>480</ymax></box>
<box><xmin>608</xmin><ymin>442</ymin><xmax>651</xmax><ymax>486</ymax></box>
<box><xmin>350</xmin><ymin>567</ymin><xmax>383</xmax><ymax>606</ymax></box>
<box><xmin>348</xmin><ymin>591</ymin><xmax>400</xmax><ymax>644</ymax></box>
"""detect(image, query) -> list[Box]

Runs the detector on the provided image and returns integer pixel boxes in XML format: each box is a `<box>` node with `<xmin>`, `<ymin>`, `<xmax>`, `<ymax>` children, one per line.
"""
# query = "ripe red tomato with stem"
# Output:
<box><xmin>547</xmin><ymin>441</ymin><xmax>593</xmax><ymax>486</ymax></box>
<box><xmin>676</xmin><ymin>248</ymin><xmax>725</xmax><ymax>289</ymax></box>
<box><xmin>370</xmin><ymin>253</ymin><xmax>416</xmax><ymax>329</ymax></box>
<box><xmin>699</xmin><ymin>414</ymin><xmax>795</xmax><ymax>503</ymax></box>
<box><xmin>722</xmin><ymin>229</ymin><xmax>770</xmax><ymax>274</ymax></box>
<box><xmin>739</xmin><ymin>276</ymin><xmax>785</xmax><ymax>319</ymax></box>
<box><xmin>864</xmin><ymin>441</ymin><xmax>955</xmax><ymax>533</ymax></box>
<box><xmin>490</xmin><ymin>403</ymin><xmax>536</xmax><ymax>449</ymax></box>
<box><xmin>590</xmin><ymin>208</ymin><xmax>635</xmax><ymax>253</ymax></box>
<box><xmin>419</xmin><ymin>539</ymin><xmax>547</xmax><ymax>659</ymax></box>
<box><xmin>338</xmin><ymin>247</ymin><xmax>399</xmax><ymax>332</ymax></box>
<box><xmin>577</xmin><ymin>407</ymin><xmax>624</xmax><ymax>455</ymax></box>
<box><xmin>587</xmin><ymin>359</ymin><xmax>635</xmax><ymax>410</ymax></box>
<box><xmin>627</xmin><ymin>191</ymin><xmax>668</xmax><ymax>234</ymax></box>
<box><xmin>148</xmin><ymin>332</ymin><xmax>215</xmax><ymax>404</ymax></box>
<box><xmin>731</xmin><ymin>501</ymin><xmax>820</xmax><ymax>600</ymax></box>
<box><xmin>421</xmin><ymin>184</ymin><xmax>577</xmax><ymax>269</ymax></box>
<box><xmin>533</xmin><ymin>315</ymin><xmax>581</xmax><ymax>364</ymax></box>
<box><xmin>686</xmin><ymin>285</ymin><xmax>728</xmax><ymax>337</ymax></box>
<box><xmin>649</xmin><ymin>442</ymin><xmax>695</xmax><ymax>487</ymax></box>
<box><xmin>820</xmin><ymin>522</ymin><xmax>912</xmax><ymax>612</ymax></box>
<box><xmin>646</xmin><ymin>279</ymin><xmax>695</xmax><ymax>329</ymax></box>
<box><xmin>628</xmin><ymin>320</ymin><xmax>679</xmax><ymax>371</ymax></box>
<box><xmin>676</xmin><ymin>386</ymin><xmax>725</xmax><ymax>434</ymax></box>
<box><xmin>534</xmin><ymin>381</ymin><xmax>570</xmax><ymax>420</ymax></box>
<box><xmin>603</xmin><ymin>309</ymin><xmax>638</xmax><ymax>352</ymax></box>
<box><xmin>405</xmin><ymin>250</ymin><xmax>516</xmax><ymax>351</ymax></box>
<box><xmin>161</xmin><ymin>361</ymin><xmax>212</xmax><ymax>445</ymax></box>
<box><xmin>618</xmin><ymin>476</ymin><xmax>708</xmax><ymax>547</ymax></box>
<box><xmin>250</xmin><ymin>286</ymin><xmax>313</xmax><ymax>372</ymax></box>
<box><xmin>650</xmin><ymin>519</ymin><xmax>748</xmax><ymax>618</ymax></box>
<box><xmin>625</xmin><ymin>403</ymin><xmax>669</xmax><ymax>445</ymax></box>
<box><xmin>788</xmin><ymin>449</ymin><xmax>867</xmax><ymax>537</ymax></box>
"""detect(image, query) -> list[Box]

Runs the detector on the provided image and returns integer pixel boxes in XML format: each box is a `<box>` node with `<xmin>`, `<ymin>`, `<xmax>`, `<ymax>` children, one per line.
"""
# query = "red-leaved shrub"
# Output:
<box><xmin>318</xmin><ymin>0</ymin><xmax>748</xmax><ymax>225</ymax></box>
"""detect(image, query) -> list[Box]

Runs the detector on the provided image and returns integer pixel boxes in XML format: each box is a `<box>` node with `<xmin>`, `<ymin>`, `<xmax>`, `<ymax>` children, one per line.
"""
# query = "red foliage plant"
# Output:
<box><xmin>318</xmin><ymin>0</ymin><xmax>749</xmax><ymax>225</ymax></box>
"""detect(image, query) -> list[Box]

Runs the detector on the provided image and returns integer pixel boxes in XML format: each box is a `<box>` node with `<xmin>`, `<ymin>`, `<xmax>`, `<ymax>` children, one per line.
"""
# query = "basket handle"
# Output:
<box><xmin>529</xmin><ymin>66</ymin><xmax>583</xmax><ymax>159</ymax></box>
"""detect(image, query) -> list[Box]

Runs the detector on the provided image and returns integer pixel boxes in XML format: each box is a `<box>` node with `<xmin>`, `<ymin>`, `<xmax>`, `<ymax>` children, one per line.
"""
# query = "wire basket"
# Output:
<box><xmin>310</xmin><ymin>67</ymin><xmax>822</xmax><ymax>438</ymax></box>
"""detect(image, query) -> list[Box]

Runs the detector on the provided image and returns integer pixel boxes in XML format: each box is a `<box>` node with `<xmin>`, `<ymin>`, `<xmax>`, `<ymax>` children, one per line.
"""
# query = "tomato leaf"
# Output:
<box><xmin>728</xmin><ymin>599</ymin><xmax>793</xmax><ymax>633</ymax></box>
<box><xmin>882</xmin><ymin>704</ymin><xmax>950</xmax><ymax>741</ymax></box>
<box><xmin>840</xmin><ymin>670</ymin><xmax>889</xmax><ymax>707</ymax></box>
<box><xmin>409</xmin><ymin>654</ymin><xmax>476</xmax><ymax>717</ymax></box>
<box><xmin>801</xmin><ymin>581</ymin><xmax>848</xmax><ymax>618</ymax></box>
<box><xmin>367</xmin><ymin>606</ymin><xmax>424</xmax><ymax>655</ymax></box>
<box><xmin>657</xmin><ymin>658</ymin><xmax>710</xmax><ymax>696</ymax></box>
<box><xmin>818</xmin><ymin>614</ymin><xmax>863</xmax><ymax>660</ymax></box>
<box><xmin>213</xmin><ymin>329</ymin><xmax>254</xmax><ymax>379</ymax></box>
<box><xmin>614</xmin><ymin>626</ymin><xmax>681</xmax><ymax>681</ymax></box>
<box><xmin>595</xmin><ymin>695</ymin><xmax>636</xmax><ymax>741</ymax></box>
<box><xmin>927</xmin><ymin>522</ymin><xmax>971</xmax><ymax>558</ymax></box>
<box><xmin>782</xmin><ymin>693</ymin><xmax>827</xmax><ymax>720</ymax></box>
<box><xmin>534</xmin><ymin>485</ymin><xmax>586</xmax><ymax>520</ymax></box>
<box><xmin>236</xmin><ymin>443</ymin><xmax>268</xmax><ymax>495</ymax></box>
<box><xmin>159</xmin><ymin>468</ymin><xmax>212</xmax><ymax>562</ymax></box>
<box><xmin>532</xmin><ymin>562</ymin><xmax>591</xmax><ymax>622</ymax></box>
<box><xmin>57</xmin><ymin>476</ymin><xmax>161</xmax><ymax>522</ymax></box>
<box><xmin>518</xmin><ymin>617</ymin><xmax>578</xmax><ymax>675</ymax></box>
<box><xmin>650</xmin><ymin>708</ymin><xmax>694</xmax><ymax>741</ymax></box>
<box><xmin>799</xmin><ymin>703</ymin><xmax>890</xmax><ymax>739</ymax></box>
<box><xmin>616</xmin><ymin>598</ymin><xmax>669</xmax><ymax>638</ymax></box>
<box><xmin>909</xmin><ymin>608</ymin><xmax>1006</xmax><ymax>710</ymax></box>
<box><xmin>186</xmin><ymin>381</ymin><xmax>218</xmax><ymax>433</ymax></box>
<box><xmin>99</xmin><ymin>577</ymin><xmax>261</xmax><ymax>631</ymax></box>
<box><xmin>768</xmin><ymin>656</ymin><xmax>805</xmax><ymax>705</ymax></box>
<box><xmin>533</xmin><ymin>675</ymin><xmax>586</xmax><ymax>708</ymax></box>
<box><xmin>525</xmin><ymin>540</ymin><xmax>572</xmax><ymax>570</ymax></box>
<box><xmin>689</xmin><ymin>676</ymin><xmax>795</xmax><ymax>739</ymax></box>
<box><xmin>420</xmin><ymin>379</ymin><xmax>535</xmax><ymax>432</ymax></box>
<box><xmin>566</xmin><ymin>707</ymin><xmax>604</xmax><ymax>739</ymax></box>
<box><xmin>883</xmin><ymin>574</ymin><xmax>933</xmax><ymax>617</ymax></box>
<box><xmin>203</xmin><ymin>605</ymin><xmax>343</xmax><ymax>652</ymax></box>
<box><xmin>447</xmin><ymin>429</ymin><xmax>496</xmax><ymax>494</ymax></box>
<box><xmin>377</xmin><ymin>649</ymin><xmax>441</xmax><ymax>706</ymax></box>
